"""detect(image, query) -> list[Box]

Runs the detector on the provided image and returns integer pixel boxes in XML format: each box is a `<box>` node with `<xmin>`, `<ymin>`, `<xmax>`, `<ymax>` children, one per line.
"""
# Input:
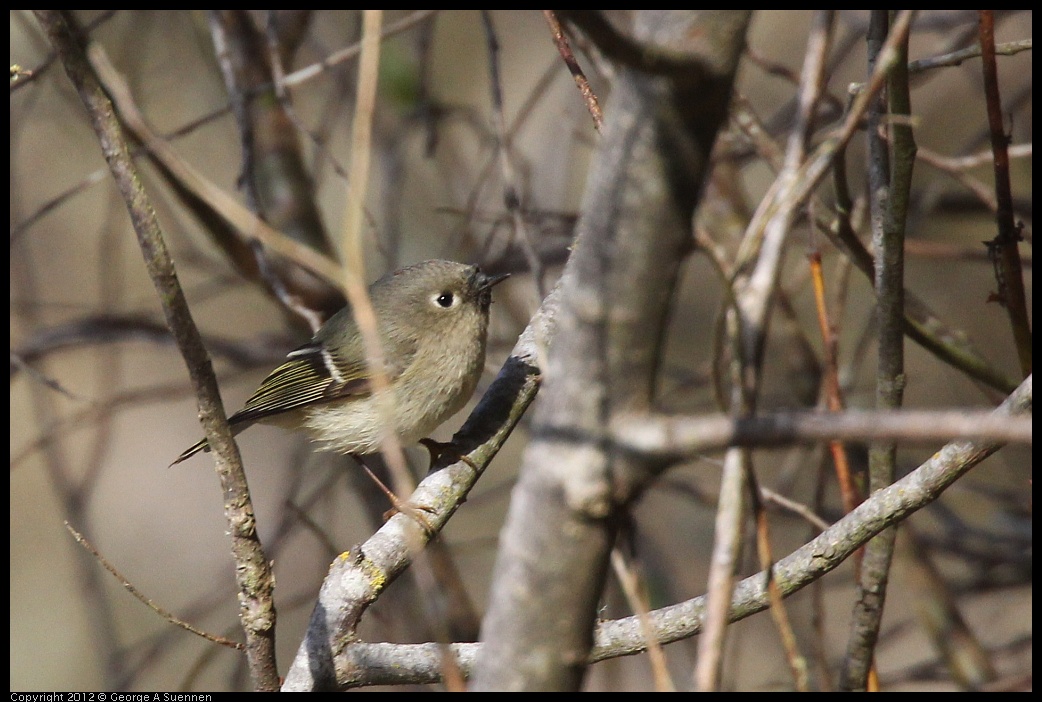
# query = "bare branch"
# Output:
<box><xmin>611</xmin><ymin>408</ymin><xmax>1032</xmax><ymax>459</ymax></box>
<box><xmin>32</xmin><ymin>10</ymin><xmax>279</xmax><ymax>690</ymax></box>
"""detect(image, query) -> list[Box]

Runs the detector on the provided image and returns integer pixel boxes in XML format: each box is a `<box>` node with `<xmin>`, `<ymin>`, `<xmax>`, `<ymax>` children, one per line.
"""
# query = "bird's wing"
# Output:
<box><xmin>228</xmin><ymin>335</ymin><xmax>416</xmax><ymax>426</ymax></box>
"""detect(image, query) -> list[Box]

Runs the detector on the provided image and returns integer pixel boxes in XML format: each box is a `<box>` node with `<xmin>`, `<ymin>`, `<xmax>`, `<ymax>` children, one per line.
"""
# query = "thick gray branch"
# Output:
<box><xmin>472</xmin><ymin>11</ymin><xmax>751</xmax><ymax>691</ymax></box>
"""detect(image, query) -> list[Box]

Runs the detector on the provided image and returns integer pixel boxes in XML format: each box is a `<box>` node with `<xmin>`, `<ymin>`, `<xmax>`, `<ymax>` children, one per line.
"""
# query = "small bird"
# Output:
<box><xmin>172</xmin><ymin>260</ymin><xmax>508</xmax><ymax>466</ymax></box>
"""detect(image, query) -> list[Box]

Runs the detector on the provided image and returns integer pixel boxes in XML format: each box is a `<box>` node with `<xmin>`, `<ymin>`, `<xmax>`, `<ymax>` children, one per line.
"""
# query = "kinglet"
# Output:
<box><xmin>172</xmin><ymin>260</ymin><xmax>508</xmax><ymax>465</ymax></box>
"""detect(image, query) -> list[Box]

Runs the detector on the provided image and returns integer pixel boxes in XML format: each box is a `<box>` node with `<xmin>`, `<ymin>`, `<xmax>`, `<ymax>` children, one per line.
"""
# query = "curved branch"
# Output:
<box><xmin>304</xmin><ymin>375</ymin><xmax>1029</xmax><ymax>688</ymax></box>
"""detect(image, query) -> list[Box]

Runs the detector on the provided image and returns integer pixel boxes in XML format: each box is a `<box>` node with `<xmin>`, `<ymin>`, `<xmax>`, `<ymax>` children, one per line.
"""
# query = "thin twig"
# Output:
<box><xmin>610</xmin><ymin>549</ymin><xmax>676</xmax><ymax>691</ymax></box>
<box><xmin>693</xmin><ymin>448</ymin><xmax>748</xmax><ymax>691</ymax></box>
<box><xmin>12</xmin><ymin>12</ymin><xmax>437</xmax><ymax>242</ymax></box>
<box><xmin>65</xmin><ymin>523</ymin><xmax>245</xmax><ymax>651</ymax></box>
<box><xmin>759</xmin><ymin>487</ymin><xmax>832</xmax><ymax>532</ymax></box>
<box><xmin>280</xmin><ymin>10</ymin><xmax>437</xmax><ymax>88</ymax></box>
<box><xmin>337</xmin><ymin>9</ymin><xmax>414</xmax><ymax>506</ymax></box>
<box><xmin>978</xmin><ymin>11</ymin><xmax>1032</xmax><ymax>377</ymax></box>
<box><xmin>593</xmin><ymin>375</ymin><xmax>1032</xmax><ymax>665</ymax></box>
<box><xmin>808</xmin><ymin>253</ymin><xmax>862</xmax><ymax>515</ymax></box>
<box><xmin>481</xmin><ymin>11</ymin><xmax>546</xmax><ymax>297</ymax></box>
<box><xmin>88</xmin><ymin>45</ymin><xmax>345</xmax><ymax>292</ymax></box>
<box><xmin>9</xmin><ymin>351</ymin><xmax>88</xmax><ymax>401</ymax></box>
<box><xmin>32</xmin><ymin>10</ymin><xmax>279</xmax><ymax>689</ymax></box>
<box><xmin>543</xmin><ymin>10</ymin><xmax>603</xmax><ymax>132</ymax></box>
<box><xmin>729</xmin><ymin>12</ymin><xmax>836</xmax><ymax>692</ymax></box>
<box><xmin>908</xmin><ymin>37</ymin><xmax>1032</xmax><ymax>73</ymax></box>
<box><xmin>733</xmin><ymin>77</ymin><xmax>1016</xmax><ymax>394</ymax></box>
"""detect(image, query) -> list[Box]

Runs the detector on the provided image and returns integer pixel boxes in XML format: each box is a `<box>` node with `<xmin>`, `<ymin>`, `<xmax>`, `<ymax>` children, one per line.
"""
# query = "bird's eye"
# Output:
<box><xmin>436</xmin><ymin>292</ymin><xmax>455</xmax><ymax>308</ymax></box>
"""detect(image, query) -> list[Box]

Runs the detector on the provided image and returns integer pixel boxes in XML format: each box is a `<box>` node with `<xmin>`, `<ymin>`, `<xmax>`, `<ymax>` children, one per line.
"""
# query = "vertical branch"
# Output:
<box><xmin>841</xmin><ymin>9</ymin><xmax>914</xmax><ymax>690</ymax></box>
<box><xmin>978</xmin><ymin>11</ymin><xmax>1032</xmax><ymax>377</ymax></box>
<box><xmin>481</xmin><ymin>10</ymin><xmax>546</xmax><ymax>297</ymax></box>
<box><xmin>341</xmin><ymin>12</ymin><xmax>381</xmax><ymax>281</ymax></box>
<box><xmin>609</xmin><ymin>548</ymin><xmax>676</xmax><ymax>691</ymax></box>
<box><xmin>542</xmin><ymin>9</ymin><xmax>603</xmax><ymax>133</ymax></box>
<box><xmin>809</xmin><ymin>252</ymin><xmax>861</xmax><ymax>511</ymax></box>
<box><xmin>207</xmin><ymin>10</ymin><xmax>342</xmax><ymax>325</ymax></box>
<box><xmin>693</xmin><ymin>447</ymin><xmax>749</xmax><ymax>691</ymax></box>
<box><xmin>703</xmin><ymin>10</ymin><xmax>834</xmax><ymax>692</ymax></box>
<box><xmin>903</xmin><ymin>528</ymin><xmax>998</xmax><ymax>690</ymax></box>
<box><xmin>338</xmin><ymin>10</ymin><xmax>412</xmax><ymax>496</ymax></box>
<box><xmin>13</xmin><ymin>238</ymin><xmax>127</xmax><ymax>686</ymax></box>
<box><xmin>473</xmin><ymin>11</ymin><xmax>751</xmax><ymax>691</ymax></box>
<box><xmin>334</xmin><ymin>13</ymin><xmax>471</xmax><ymax>686</ymax></box>
<box><xmin>31</xmin><ymin>10</ymin><xmax>280</xmax><ymax>691</ymax></box>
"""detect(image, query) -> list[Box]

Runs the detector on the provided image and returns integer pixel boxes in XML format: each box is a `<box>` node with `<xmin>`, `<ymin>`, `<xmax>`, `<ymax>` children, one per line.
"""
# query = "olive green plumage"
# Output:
<box><xmin>172</xmin><ymin>260</ymin><xmax>507</xmax><ymax>465</ymax></box>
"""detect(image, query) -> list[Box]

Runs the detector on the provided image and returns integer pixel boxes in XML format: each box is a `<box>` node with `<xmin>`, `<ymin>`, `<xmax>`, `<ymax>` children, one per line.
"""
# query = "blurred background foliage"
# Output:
<box><xmin>10</xmin><ymin>10</ymin><xmax>1031</xmax><ymax>691</ymax></box>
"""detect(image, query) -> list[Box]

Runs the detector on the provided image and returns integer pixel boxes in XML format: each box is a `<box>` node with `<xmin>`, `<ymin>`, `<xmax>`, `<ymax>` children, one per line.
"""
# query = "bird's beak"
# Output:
<box><xmin>480</xmin><ymin>271</ymin><xmax>511</xmax><ymax>291</ymax></box>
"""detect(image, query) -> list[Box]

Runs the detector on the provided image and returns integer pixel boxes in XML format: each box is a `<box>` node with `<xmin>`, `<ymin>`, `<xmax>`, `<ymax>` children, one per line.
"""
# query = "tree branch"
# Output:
<box><xmin>32</xmin><ymin>9</ymin><xmax>279</xmax><ymax>691</ymax></box>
